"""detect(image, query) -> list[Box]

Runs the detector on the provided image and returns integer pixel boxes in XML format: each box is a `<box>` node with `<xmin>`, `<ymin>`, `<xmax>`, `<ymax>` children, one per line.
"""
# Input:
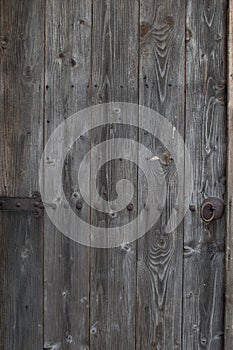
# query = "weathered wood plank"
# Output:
<box><xmin>137</xmin><ymin>1</ymin><xmax>185</xmax><ymax>349</ymax></box>
<box><xmin>90</xmin><ymin>0</ymin><xmax>139</xmax><ymax>348</ymax></box>
<box><xmin>0</xmin><ymin>0</ymin><xmax>44</xmax><ymax>348</ymax></box>
<box><xmin>44</xmin><ymin>1</ymin><xmax>92</xmax><ymax>349</ymax></box>
<box><xmin>0</xmin><ymin>215</ymin><xmax>43</xmax><ymax>349</ymax></box>
<box><xmin>225</xmin><ymin>2</ymin><xmax>233</xmax><ymax>348</ymax></box>
<box><xmin>184</xmin><ymin>0</ymin><xmax>227</xmax><ymax>348</ymax></box>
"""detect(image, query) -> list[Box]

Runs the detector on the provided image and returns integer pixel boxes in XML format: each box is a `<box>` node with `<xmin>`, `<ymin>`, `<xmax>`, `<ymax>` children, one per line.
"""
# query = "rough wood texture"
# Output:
<box><xmin>90</xmin><ymin>0</ymin><xmax>139</xmax><ymax>348</ymax></box>
<box><xmin>0</xmin><ymin>0</ymin><xmax>44</xmax><ymax>349</ymax></box>
<box><xmin>0</xmin><ymin>0</ymin><xmax>229</xmax><ymax>349</ymax></box>
<box><xmin>44</xmin><ymin>1</ymin><xmax>92</xmax><ymax>349</ymax></box>
<box><xmin>137</xmin><ymin>1</ymin><xmax>185</xmax><ymax>349</ymax></box>
<box><xmin>184</xmin><ymin>0</ymin><xmax>227</xmax><ymax>349</ymax></box>
<box><xmin>225</xmin><ymin>2</ymin><xmax>233</xmax><ymax>348</ymax></box>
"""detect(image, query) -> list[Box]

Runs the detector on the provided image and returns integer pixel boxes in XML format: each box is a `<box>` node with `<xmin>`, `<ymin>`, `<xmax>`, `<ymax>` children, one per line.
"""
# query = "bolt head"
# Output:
<box><xmin>127</xmin><ymin>203</ymin><xmax>134</xmax><ymax>211</ymax></box>
<box><xmin>189</xmin><ymin>205</ymin><xmax>196</xmax><ymax>212</ymax></box>
<box><xmin>76</xmin><ymin>200</ymin><xmax>83</xmax><ymax>210</ymax></box>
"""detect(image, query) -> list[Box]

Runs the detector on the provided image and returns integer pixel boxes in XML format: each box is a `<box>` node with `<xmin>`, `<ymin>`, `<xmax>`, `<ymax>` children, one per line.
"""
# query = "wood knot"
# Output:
<box><xmin>186</xmin><ymin>29</ymin><xmax>192</xmax><ymax>41</ymax></box>
<box><xmin>160</xmin><ymin>150</ymin><xmax>172</xmax><ymax>166</ymax></box>
<box><xmin>58</xmin><ymin>51</ymin><xmax>65</xmax><ymax>59</ymax></box>
<box><xmin>109</xmin><ymin>212</ymin><xmax>117</xmax><ymax>219</ymax></box>
<box><xmin>156</xmin><ymin>236</ymin><xmax>167</xmax><ymax>249</ymax></box>
<box><xmin>90</xmin><ymin>326</ymin><xmax>97</xmax><ymax>335</ymax></box>
<box><xmin>201</xmin><ymin>338</ymin><xmax>207</xmax><ymax>346</ymax></box>
<box><xmin>215</xmin><ymin>33</ymin><xmax>222</xmax><ymax>42</ymax></box>
<box><xmin>18</xmin><ymin>33</ymin><xmax>25</xmax><ymax>40</ymax></box>
<box><xmin>165</xmin><ymin>16</ymin><xmax>174</xmax><ymax>26</ymax></box>
<box><xmin>23</xmin><ymin>66</ymin><xmax>32</xmax><ymax>80</ymax></box>
<box><xmin>1</xmin><ymin>36</ymin><xmax>9</xmax><ymax>49</ymax></box>
<box><xmin>151</xmin><ymin>341</ymin><xmax>156</xmax><ymax>349</ymax></box>
<box><xmin>21</xmin><ymin>248</ymin><xmax>30</xmax><ymax>259</ymax></box>
<box><xmin>140</xmin><ymin>22</ymin><xmax>149</xmax><ymax>38</ymax></box>
<box><xmin>121</xmin><ymin>243</ymin><xmax>131</xmax><ymax>252</ymax></box>
<box><xmin>70</xmin><ymin>58</ymin><xmax>76</xmax><ymax>67</ymax></box>
<box><xmin>65</xmin><ymin>334</ymin><xmax>73</xmax><ymax>343</ymax></box>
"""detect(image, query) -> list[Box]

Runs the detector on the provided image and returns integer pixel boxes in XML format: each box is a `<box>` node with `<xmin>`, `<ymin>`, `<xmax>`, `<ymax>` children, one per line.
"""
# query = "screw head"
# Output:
<box><xmin>127</xmin><ymin>203</ymin><xmax>134</xmax><ymax>211</ymax></box>
<box><xmin>189</xmin><ymin>205</ymin><xmax>196</xmax><ymax>212</ymax></box>
<box><xmin>76</xmin><ymin>200</ymin><xmax>83</xmax><ymax>210</ymax></box>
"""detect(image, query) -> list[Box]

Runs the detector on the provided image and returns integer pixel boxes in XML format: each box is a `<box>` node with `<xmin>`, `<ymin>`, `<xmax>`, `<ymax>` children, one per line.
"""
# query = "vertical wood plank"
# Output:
<box><xmin>184</xmin><ymin>0</ymin><xmax>227</xmax><ymax>348</ymax></box>
<box><xmin>225</xmin><ymin>1</ymin><xmax>233</xmax><ymax>348</ymax></box>
<box><xmin>44</xmin><ymin>1</ymin><xmax>92</xmax><ymax>349</ymax></box>
<box><xmin>137</xmin><ymin>1</ymin><xmax>185</xmax><ymax>349</ymax></box>
<box><xmin>90</xmin><ymin>0</ymin><xmax>139</xmax><ymax>348</ymax></box>
<box><xmin>0</xmin><ymin>0</ymin><xmax>44</xmax><ymax>348</ymax></box>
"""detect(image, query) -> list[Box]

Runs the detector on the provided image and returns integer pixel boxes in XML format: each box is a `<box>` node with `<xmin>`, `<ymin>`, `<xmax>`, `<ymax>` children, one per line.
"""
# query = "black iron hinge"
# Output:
<box><xmin>0</xmin><ymin>191</ymin><xmax>44</xmax><ymax>218</ymax></box>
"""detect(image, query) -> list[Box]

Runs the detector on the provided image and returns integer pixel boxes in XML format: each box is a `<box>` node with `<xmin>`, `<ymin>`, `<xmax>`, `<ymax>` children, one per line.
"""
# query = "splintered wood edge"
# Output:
<box><xmin>225</xmin><ymin>2</ymin><xmax>233</xmax><ymax>348</ymax></box>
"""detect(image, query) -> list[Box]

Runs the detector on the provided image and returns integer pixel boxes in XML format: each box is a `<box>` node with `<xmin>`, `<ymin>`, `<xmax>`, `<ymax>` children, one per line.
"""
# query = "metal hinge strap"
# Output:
<box><xmin>0</xmin><ymin>191</ymin><xmax>44</xmax><ymax>218</ymax></box>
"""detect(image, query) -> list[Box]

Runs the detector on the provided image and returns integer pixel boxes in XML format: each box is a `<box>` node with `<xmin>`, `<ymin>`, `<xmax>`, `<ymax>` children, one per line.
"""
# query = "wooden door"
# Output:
<box><xmin>0</xmin><ymin>0</ymin><xmax>231</xmax><ymax>349</ymax></box>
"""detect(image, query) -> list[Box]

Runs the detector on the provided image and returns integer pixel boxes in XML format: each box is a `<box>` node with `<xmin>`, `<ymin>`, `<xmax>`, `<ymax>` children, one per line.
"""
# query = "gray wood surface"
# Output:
<box><xmin>44</xmin><ymin>1</ymin><xmax>92</xmax><ymax>349</ymax></box>
<box><xmin>183</xmin><ymin>0</ymin><xmax>227</xmax><ymax>349</ymax></box>
<box><xmin>0</xmin><ymin>0</ymin><xmax>44</xmax><ymax>349</ymax></box>
<box><xmin>90</xmin><ymin>0</ymin><xmax>139</xmax><ymax>348</ymax></box>
<box><xmin>137</xmin><ymin>1</ymin><xmax>185</xmax><ymax>349</ymax></box>
<box><xmin>225</xmin><ymin>2</ymin><xmax>233</xmax><ymax>348</ymax></box>
<box><xmin>0</xmin><ymin>0</ymin><xmax>229</xmax><ymax>349</ymax></box>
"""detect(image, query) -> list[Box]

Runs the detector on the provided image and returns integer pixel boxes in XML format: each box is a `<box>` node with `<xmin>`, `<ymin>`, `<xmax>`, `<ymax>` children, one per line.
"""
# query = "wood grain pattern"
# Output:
<box><xmin>183</xmin><ymin>0</ymin><xmax>227</xmax><ymax>348</ymax></box>
<box><xmin>0</xmin><ymin>0</ymin><xmax>44</xmax><ymax>348</ymax></box>
<box><xmin>137</xmin><ymin>1</ymin><xmax>185</xmax><ymax>349</ymax></box>
<box><xmin>225</xmin><ymin>2</ymin><xmax>233</xmax><ymax>348</ymax></box>
<box><xmin>90</xmin><ymin>0</ymin><xmax>139</xmax><ymax>348</ymax></box>
<box><xmin>0</xmin><ymin>0</ymin><xmax>229</xmax><ymax>348</ymax></box>
<box><xmin>44</xmin><ymin>1</ymin><xmax>92</xmax><ymax>349</ymax></box>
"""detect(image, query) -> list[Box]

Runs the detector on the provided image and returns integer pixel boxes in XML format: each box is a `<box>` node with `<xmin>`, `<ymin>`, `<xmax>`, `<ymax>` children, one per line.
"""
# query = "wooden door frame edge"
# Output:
<box><xmin>225</xmin><ymin>0</ymin><xmax>233</xmax><ymax>347</ymax></box>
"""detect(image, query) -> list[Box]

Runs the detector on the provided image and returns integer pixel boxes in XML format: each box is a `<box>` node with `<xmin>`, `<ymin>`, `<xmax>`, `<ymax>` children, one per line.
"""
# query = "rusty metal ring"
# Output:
<box><xmin>200</xmin><ymin>201</ymin><xmax>216</xmax><ymax>223</ymax></box>
<box><xmin>200</xmin><ymin>197</ymin><xmax>225</xmax><ymax>223</ymax></box>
